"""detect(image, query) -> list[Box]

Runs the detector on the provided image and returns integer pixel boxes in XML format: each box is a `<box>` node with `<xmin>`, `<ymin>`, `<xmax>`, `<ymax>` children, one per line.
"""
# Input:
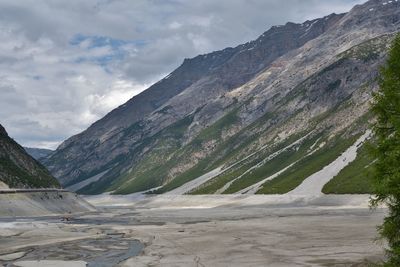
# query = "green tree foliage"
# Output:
<box><xmin>371</xmin><ymin>34</ymin><xmax>400</xmax><ymax>266</ymax></box>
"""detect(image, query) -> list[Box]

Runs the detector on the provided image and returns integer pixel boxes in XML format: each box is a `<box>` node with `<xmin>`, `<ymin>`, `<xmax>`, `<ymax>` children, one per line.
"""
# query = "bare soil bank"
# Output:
<box><xmin>0</xmin><ymin>191</ymin><xmax>95</xmax><ymax>217</ymax></box>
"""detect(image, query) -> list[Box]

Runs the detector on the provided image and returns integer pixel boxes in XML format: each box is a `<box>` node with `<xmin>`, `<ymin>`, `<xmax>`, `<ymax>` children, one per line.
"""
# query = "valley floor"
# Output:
<box><xmin>0</xmin><ymin>194</ymin><xmax>386</xmax><ymax>267</ymax></box>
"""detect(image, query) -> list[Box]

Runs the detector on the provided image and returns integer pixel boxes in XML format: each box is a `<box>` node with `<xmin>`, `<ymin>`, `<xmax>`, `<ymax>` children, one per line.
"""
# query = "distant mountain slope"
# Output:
<box><xmin>46</xmin><ymin>0</ymin><xmax>396</xmax><ymax>195</ymax></box>
<box><xmin>45</xmin><ymin>13</ymin><xmax>344</xmax><ymax>187</ymax></box>
<box><xmin>24</xmin><ymin>147</ymin><xmax>54</xmax><ymax>160</ymax></box>
<box><xmin>0</xmin><ymin>124</ymin><xmax>60</xmax><ymax>189</ymax></box>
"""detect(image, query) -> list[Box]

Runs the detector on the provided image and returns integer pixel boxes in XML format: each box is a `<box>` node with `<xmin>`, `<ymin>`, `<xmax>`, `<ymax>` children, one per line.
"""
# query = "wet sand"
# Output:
<box><xmin>0</xmin><ymin>195</ymin><xmax>387</xmax><ymax>266</ymax></box>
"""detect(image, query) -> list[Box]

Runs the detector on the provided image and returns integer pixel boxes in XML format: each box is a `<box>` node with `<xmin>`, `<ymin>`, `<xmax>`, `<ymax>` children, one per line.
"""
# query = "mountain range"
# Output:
<box><xmin>43</xmin><ymin>0</ymin><xmax>398</xmax><ymax>195</ymax></box>
<box><xmin>24</xmin><ymin>147</ymin><xmax>54</xmax><ymax>161</ymax></box>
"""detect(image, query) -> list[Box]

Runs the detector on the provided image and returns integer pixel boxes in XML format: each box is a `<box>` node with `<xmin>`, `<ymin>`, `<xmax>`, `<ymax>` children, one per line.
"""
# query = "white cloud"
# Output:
<box><xmin>0</xmin><ymin>0</ymin><xmax>365</xmax><ymax>149</ymax></box>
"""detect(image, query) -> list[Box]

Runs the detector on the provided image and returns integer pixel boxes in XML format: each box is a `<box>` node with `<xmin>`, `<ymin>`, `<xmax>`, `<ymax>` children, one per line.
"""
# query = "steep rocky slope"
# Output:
<box><xmin>46</xmin><ymin>13</ymin><xmax>343</xmax><ymax>187</ymax></box>
<box><xmin>0</xmin><ymin>124</ymin><xmax>60</xmax><ymax>189</ymax></box>
<box><xmin>46</xmin><ymin>0</ymin><xmax>399</xmax><ymax>195</ymax></box>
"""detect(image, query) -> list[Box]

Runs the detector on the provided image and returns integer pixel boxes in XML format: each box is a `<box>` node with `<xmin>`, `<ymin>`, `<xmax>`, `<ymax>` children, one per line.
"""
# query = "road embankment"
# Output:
<box><xmin>0</xmin><ymin>190</ymin><xmax>96</xmax><ymax>217</ymax></box>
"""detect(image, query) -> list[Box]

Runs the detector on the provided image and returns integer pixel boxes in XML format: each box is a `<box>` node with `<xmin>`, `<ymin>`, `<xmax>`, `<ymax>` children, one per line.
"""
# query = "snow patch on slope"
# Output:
<box><xmin>163</xmin><ymin>133</ymin><xmax>313</xmax><ymax>195</ymax></box>
<box><xmin>66</xmin><ymin>170</ymin><xmax>109</xmax><ymax>192</ymax></box>
<box><xmin>237</xmin><ymin>147</ymin><xmax>321</xmax><ymax>195</ymax></box>
<box><xmin>236</xmin><ymin>162</ymin><xmax>298</xmax><ymax>195</ymax></box>
<box><xmin>164</xmin><ymin>167</ymin><xmax>223</xmax><ymax>195</ymax></box>
<box><xmin>216</xmin><ymin>133</ymin><xmax>312</xmax><ymax>194</ymax></box>
<box><xmin>287</xmin><ymin>130</ymin><xmax>372</xmax><ymax>196</ymax></box>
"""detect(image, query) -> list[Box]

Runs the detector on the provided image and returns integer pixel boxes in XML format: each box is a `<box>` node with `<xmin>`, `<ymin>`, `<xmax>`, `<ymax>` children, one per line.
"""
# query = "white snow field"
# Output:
<box><xmin>165</xmin><ymin>167</ymin><xmax>223</xmax><ymax>195</ymax></box>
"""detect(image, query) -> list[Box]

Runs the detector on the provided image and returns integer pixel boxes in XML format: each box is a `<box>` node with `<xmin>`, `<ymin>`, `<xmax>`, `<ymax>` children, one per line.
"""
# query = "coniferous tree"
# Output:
<box><xmin>371</xmin><ymin>34</ymin><xmax>400</xmax><ymax>266</ymax></box>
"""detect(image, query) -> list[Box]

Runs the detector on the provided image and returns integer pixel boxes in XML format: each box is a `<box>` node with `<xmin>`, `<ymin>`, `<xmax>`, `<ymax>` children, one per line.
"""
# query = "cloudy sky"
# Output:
<box><xmin>0</xmin><ymin>0</ymin><xmax>364</xmax><ymax>149</ymax></box>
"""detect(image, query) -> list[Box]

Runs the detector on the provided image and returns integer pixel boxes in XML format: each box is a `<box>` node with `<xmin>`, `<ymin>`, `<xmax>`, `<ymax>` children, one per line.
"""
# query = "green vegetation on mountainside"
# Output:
<box><xmin>0</xmin><ymin>156</ymin><xmax>60</xmax><ymax>188</ymax></box>
<box><xmin>105</xmin><ymin>107</ymin><xmax>242</xmax><ymax>194</ymax></box>
<box><xmin>223</xmin><ymin>133</ymin><xmax>323</xmax><ymax>194</ymax></box>
<box><xmin>339</xmin><ymin>34</ymin><xmax>393</xmax><ymax>62</ymax></box>
<box><xmin>192</xmin><ymin>132</ymin><xmax>322</xmax><ymax>194</ymax></box>
<box><xmin>110</xmin><ymin>115</ymin><xmax>195</xmax><ymax>194</ymax></box>
<box><xmin>152</xmin><ymin>108</ymin><xmax>243</xmax><ymax>193</ymax></box>
<box><xmin>256</xmin><ymin>134</ymin><xmax>359</xmax><ymax>194</ymax></box>
<box><xmin>0</xmin><ymin>126</ymin><xmax>60</xmax><ymax>189</ymax></box>
<box><xmin>322</xmin><ymin>143</ymin><xmax>375</xmax><ymax>194</ymax></box>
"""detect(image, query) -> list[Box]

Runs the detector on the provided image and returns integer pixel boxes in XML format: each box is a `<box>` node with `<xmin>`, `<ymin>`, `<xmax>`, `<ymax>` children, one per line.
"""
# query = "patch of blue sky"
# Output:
<box><xmin>31</xmin><ymin>75</ymin><xmax>43</xmax><ymax>80</ymax></box>
<box><xmin>70</xmin><ymin>34</ymin><xmax>147</xmax><ymax>70</ymax></box>
<box><xmin>70</xmin><ymin>34</ymin><xmax>147</xmax><ymax>49</ymax></box>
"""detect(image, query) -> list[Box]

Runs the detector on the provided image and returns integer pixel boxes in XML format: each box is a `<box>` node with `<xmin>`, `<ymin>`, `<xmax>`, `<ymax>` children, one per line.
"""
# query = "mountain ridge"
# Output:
<box><xmin>45</xmin><ymin>0</ymin><xmax>399</xmax><ymax>195</ymax></box>
<box><xmin>46</xmin><ymin>12</ymin><xmax>344</xmax><ymax>187</ymax></box>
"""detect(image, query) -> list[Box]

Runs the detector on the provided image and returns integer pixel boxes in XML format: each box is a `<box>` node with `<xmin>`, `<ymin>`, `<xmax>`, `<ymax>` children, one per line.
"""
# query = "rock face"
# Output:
<box><xmin>0</xmin><ymin>124</ymin><xmax>60</xmax><ymax>189</ymax></box>
<box><xmin>45</xmin><ymin>0</ymin><xmax>400</xmax><ymax>195</ymax></box>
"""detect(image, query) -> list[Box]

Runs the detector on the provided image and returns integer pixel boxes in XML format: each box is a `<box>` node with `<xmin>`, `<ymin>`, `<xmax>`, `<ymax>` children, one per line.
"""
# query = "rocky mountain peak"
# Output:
<box><xmin>0</xmin><ymin>124</ymin><xmax>7</xmax><ymax>137</ymax></box>
<box><xmin>338</xmin><ymin>0</ymin><xmax>400</xmax><ymax>33</ymax></box>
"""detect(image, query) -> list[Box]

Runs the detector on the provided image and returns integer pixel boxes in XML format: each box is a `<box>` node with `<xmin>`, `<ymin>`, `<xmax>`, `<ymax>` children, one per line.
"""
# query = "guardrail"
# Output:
<box><xmin>0</xmin><ymin>188</ymin><xmax>68</xmax><ymax>194</ymax></box>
